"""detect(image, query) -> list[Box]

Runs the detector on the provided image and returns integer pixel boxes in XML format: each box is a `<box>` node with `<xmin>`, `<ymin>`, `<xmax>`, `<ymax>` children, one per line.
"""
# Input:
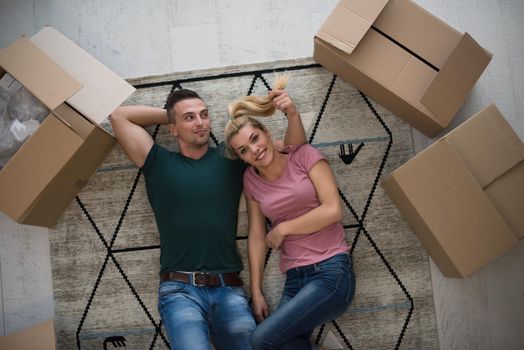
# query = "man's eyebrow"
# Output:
<box><xmin>182</xmin><ymin>109</ymin><xmax>208</xmax><ymax>117</ymax></box>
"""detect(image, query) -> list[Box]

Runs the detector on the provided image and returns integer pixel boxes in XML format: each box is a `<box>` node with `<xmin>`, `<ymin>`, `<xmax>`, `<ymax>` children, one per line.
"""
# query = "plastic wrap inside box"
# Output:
<box><xmin>0</xmin><ymin>73</ymin><xmax>49</xmax><ymax>168</ymax></box>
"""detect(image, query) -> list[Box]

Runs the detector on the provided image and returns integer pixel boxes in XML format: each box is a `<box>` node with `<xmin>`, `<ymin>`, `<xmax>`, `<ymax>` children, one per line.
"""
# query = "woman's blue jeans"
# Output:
<box><xmin>251</xmin><ymin>253</ymin><xmax>356</xmax><ymax>350</ymax></box>
<box><xmin>158</xmin><ymin>280</ymin><xmax>256</xmax><ymax>350</ymax></box>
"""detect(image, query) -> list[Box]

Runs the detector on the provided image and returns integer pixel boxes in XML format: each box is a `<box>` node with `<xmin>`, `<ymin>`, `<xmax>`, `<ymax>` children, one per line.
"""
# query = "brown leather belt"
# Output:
<box><xmin>160</xmin><ymin>271</ymin><xmax>243</xmax><ymax>287</ymax></box>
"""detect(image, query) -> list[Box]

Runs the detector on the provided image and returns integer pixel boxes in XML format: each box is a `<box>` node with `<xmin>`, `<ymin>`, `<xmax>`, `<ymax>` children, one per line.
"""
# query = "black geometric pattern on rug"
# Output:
<box><xmin>73</xmin><ymin>63</ymin><xmax>413</xmax><ymax>349</ymax></box>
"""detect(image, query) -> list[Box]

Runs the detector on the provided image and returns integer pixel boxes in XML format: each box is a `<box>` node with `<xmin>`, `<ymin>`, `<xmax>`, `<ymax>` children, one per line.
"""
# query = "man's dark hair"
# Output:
<box><xmin>165</xmin><ymin>89</ymin><xmax>202</xmax><ymax>123</ymax></box>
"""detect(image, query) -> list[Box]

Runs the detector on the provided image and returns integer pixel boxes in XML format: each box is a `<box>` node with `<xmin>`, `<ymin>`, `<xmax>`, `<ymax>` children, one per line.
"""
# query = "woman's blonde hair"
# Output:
<box><xmin>224</xmin><ymin>75</ymin><xmax>288</xmax><ymax>158</ymax></box>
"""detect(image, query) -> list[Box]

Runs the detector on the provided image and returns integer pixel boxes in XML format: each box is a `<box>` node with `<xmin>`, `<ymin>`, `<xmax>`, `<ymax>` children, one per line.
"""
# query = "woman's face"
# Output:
<box><xmin>229</xmin><ymin>123</ymin><xmax>274</xmax><ymax>167</ymax></box>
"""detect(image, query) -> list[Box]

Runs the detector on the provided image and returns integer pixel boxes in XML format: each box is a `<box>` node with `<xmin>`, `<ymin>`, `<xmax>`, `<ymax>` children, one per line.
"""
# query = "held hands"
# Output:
<box><xmin>251</xmin><ymin>292</ymin><xmax>269</xmax><ymax>322</ymax></box>
<box><xmin>265</xmin><ymin>223</ymin><xmax>287</xmax><ymax>250</ymax></box>
<box><xmin>269</xmin><ymin>90</ymin><xmax>299</xmax><ymax>119</ymax></box>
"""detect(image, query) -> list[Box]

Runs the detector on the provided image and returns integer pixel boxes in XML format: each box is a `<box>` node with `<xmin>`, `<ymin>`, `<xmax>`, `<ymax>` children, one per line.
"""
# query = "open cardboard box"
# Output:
<box><xmin>313</xmin><ymin>0</ymin><xmax>492</xmax><ymax>137</ymax></box>
<box><xmin>0</xmin><ymin>320</ymin><xmax>56</xmax><ymax>350</ymax></box>
<box><xmin>0</xmin><ymin>27</ymin><xmax>135</xmax><ymax>228</ymax></box>
<box><xmin>382</xmin><ymin>104</ymin><xmax>524</xmax><ymax>278</ymax></box>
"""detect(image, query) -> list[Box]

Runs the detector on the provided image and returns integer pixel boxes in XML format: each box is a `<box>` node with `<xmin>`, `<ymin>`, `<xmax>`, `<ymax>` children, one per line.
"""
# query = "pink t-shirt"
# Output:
<box><xmin>243</xmin><ymin>144</ymin><xmax>349</xmax><ymax>273</ymax></box>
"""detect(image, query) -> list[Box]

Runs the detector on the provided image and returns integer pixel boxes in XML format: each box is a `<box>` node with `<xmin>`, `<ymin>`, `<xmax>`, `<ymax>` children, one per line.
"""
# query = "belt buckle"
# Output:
<box><xmin>191</xmin><ymin>272</ymin><xmax>206</xmax><ymax>287</ymax></box>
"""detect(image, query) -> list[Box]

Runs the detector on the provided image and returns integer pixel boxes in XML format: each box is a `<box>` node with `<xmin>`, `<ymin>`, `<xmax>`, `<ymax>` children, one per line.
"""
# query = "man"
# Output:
<box><xmin>110</xmin><ymin>87</ymin><xmax>306</xmax><ymax>349</ymax></box>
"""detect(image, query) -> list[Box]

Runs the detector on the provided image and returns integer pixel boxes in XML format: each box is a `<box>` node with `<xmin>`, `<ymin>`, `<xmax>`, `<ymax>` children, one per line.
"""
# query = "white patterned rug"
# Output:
<box><xmin>49</xmin><ymin>58</ymin><xmax>439</xmax><ymax>349</ymax></box>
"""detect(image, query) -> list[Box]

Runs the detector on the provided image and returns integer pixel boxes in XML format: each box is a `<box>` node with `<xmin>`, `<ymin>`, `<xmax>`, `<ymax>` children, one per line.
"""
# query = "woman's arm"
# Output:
<box><xmin>265</xmin><ymin>159</ymin><xmax>342</xmax><ymax>250</ymax></box>
<box><xmin>109</xmin><ymin>105</ymin><xmax>169</xmax><ymax>168</ymax></box>
<box><xmin>269</xmin><ymin>89</ymin><xmax>306</xmax><ymax>145</ymax></box>
<box><xmin>246</xmin><ymin>198</ymin><xmax>270</xmax><ymax>322</ymax></box>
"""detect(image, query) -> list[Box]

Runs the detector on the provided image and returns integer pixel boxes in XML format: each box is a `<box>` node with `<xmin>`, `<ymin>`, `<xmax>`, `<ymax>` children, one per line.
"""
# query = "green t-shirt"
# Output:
<box><xmin>141</xmin><ymin>143</ymin><xmax>246</xmax><ymax>274</ymax></box>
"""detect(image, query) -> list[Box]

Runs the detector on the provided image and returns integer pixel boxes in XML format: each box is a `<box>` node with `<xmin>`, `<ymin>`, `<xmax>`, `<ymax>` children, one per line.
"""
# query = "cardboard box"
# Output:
<box><xmin>313</xmin><ymin>0</ymin><xmax>492</xmax><ymax>137</ymax></box>
<box><xmin>0</xmin><ymin>320</ymin><xmax>56</xmax><ymax>350</ymax></box>
<box><xmin>382</xmin><ymin>104</ymin><xmax>524</xmax><ymax>278</ymax></box>
<box><xmin>0</xmin><ymin>27</ymin><xmax>135</xmax><ymax>227</ymax></box>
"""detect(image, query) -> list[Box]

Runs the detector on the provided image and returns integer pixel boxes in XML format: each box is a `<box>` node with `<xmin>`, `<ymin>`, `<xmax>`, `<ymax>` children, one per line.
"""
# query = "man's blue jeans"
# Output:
<box><xmin>251</xmin><ymin>253</ymin><xmax>356</xmax><ymax>350</ymax></box>
<box><xmin>158</xmin><ymin>279</ymin><xmax>256</xmax><ymax>350</ymax></box>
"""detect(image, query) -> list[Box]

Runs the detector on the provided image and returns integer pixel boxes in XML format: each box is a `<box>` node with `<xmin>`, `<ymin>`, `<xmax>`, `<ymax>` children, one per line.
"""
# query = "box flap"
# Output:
<box><xmin>446</xmin><ymin>104</ymin><xmax>524</xmax><ymax>188</ymax></box>
<box><xmin>315</xmin><ymin>0</ymin><xmax>389</xmax><ymax>55</ymax></box>
<box><xmin>420</xmin><ymin>33</ymin><xmax>492</xmax><ymax>125</ymax></box>
<box><xmin>0</xmin><ymin>37</ymin><xmax>82</xmax><ymax>111</ymax></box>
<box><xmin>485</xmin><ymin>161</ymin><xmax>524</xmax><ymax>240</ymax></box>
<box><xmin>53</xmin><ymin>103</ymin><xmax>97</xmax><ymax>140</ymax></box>
<box><xmin>373</xmin><ymin>0</ymin><xmax>462</xmax><ymax>69</ymax></box>
<box><xmin>30</xmin><ymin>27</ymin><xmax>135</xmax><ymax>124</ymax></box>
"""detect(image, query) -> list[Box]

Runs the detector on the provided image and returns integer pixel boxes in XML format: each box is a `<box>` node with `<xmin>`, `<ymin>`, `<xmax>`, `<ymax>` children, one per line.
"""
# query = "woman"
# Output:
<box><xmin>224</xmin><ymin>77</ymin><xmax>356</xmax><ymax>350</ymax></box>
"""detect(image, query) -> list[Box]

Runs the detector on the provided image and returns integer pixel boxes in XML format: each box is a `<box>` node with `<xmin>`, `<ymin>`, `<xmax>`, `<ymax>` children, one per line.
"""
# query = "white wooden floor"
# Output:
<box><xmin>1</xmin><ymin>1</ymin><xmax>523</xmax><ymax>349</ymax></box>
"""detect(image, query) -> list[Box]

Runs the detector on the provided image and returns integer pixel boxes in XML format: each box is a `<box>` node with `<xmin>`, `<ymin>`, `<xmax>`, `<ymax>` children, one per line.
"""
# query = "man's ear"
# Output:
<box><xmin>169</xmin><ymin>123</ymin><xmax>178</xmax><ymax>137</ymax></box>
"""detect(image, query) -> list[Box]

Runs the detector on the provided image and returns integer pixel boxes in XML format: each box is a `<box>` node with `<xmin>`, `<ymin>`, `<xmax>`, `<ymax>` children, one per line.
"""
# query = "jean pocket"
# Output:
<box><xmin>158</xmin><ymin>281</ymin><xmax>187</xmax><ymax>298</ymax></box>
<box><xmin>227</xmin><ymin>286</ymin><xmax>249</xmax><ymax>298</ymax></box>
<box><xmin>317</xmin><ymin>253</ymin><xmax>349</xmax><ymax>273</ymax></box>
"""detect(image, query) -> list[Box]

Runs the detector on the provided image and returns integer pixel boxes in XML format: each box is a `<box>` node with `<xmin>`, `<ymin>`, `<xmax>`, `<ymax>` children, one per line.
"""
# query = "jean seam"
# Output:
<box><xmin>345</xmin><ymin>268</ymin><xmax>356</xmax><ymax>304</ymax></box>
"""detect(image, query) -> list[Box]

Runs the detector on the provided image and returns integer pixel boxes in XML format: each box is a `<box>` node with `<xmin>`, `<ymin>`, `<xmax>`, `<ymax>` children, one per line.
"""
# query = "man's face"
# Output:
<box><xmin>169</xmin><ymin>98</ymin><xmax>211</xmax><ymax>149</ymax></box>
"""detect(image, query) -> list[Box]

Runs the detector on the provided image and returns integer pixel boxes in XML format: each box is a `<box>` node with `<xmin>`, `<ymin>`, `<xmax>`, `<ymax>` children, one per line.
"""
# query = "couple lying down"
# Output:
<box><xmin>110</xmin><ymin>76</ymin><xmax>355</xmax><ymax>349</ymax></box>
